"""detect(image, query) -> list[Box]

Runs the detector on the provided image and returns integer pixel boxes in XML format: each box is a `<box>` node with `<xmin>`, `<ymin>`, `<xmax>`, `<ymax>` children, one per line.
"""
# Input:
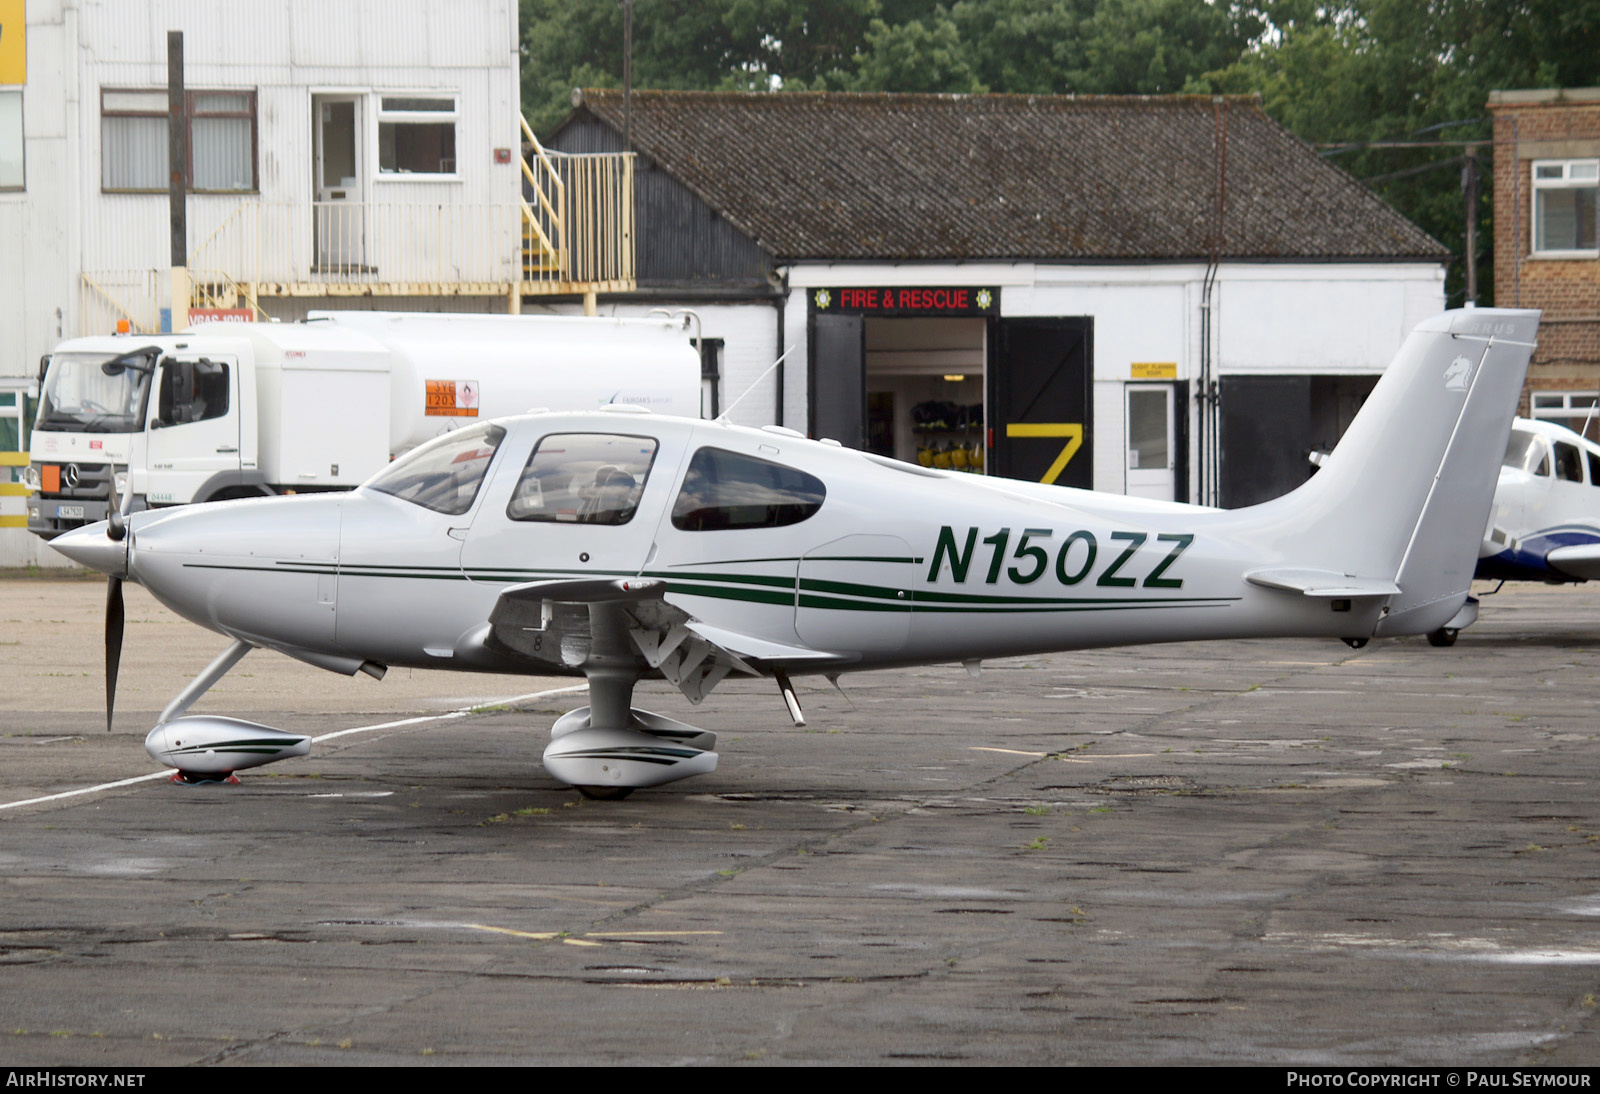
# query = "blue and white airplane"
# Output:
<box><xmin>1479</xmin><ymin>416</ymin><xmax>1600</xmax><ymax>585</ymax></box>
<box><xmin>52</xmin><ymin>309</ymin><xmax>1538</xmax><ymax>797</ymax></box>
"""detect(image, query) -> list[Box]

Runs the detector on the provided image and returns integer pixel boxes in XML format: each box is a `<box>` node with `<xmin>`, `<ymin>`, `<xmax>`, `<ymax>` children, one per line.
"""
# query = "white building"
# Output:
<box><xmin>0</xmin><ymin>0</ymin><xmax>630</xmax><ymax>558</ymax></box>
<box><xmin>546</xmin><ymin>90</ymin><xmax>1449</xmax><ymax>508</ymax></box>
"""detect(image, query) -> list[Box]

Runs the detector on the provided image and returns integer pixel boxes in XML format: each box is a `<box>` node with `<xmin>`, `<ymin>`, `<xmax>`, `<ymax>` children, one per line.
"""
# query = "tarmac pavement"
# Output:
<box><xmin>2</xmin><ymin>576</ymin><xmax>1599</xmax><ymax>1065</ymax></box>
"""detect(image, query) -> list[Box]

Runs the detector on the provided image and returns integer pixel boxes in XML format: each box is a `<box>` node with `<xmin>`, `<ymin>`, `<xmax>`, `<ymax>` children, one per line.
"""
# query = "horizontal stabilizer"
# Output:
<box><xmin>686</xmin><ymin>621</ymin><xmax>855</xmax><ymax>665</ymax></box>
<box><xmin>1245</xmin><ymin>568</ymin><xmax>1401</xmax><ymax>598</ymax></box>
<box><xmin>1546</xmin><ymin>544</ymin><xmax>1600</xmax><ymax>581</ymax></box>
<box><xmin>498</xmin><ymin>577</ymin><xmax>665</xmax><ymax>603</ymax></box>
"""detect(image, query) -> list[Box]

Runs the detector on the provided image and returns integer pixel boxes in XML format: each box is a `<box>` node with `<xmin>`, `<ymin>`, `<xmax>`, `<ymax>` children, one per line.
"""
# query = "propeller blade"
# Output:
<box><xmin>106</xmin><ymin>576</ymin><xmax>124</xmax><ymax>733</ymax></box>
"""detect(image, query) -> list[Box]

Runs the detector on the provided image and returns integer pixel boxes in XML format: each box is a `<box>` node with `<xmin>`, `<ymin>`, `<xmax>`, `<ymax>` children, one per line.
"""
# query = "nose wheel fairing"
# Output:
<box><xmin>145</xmin><ymin>715</ymin><xmax>311</xmax><ymax>781</ymax></box>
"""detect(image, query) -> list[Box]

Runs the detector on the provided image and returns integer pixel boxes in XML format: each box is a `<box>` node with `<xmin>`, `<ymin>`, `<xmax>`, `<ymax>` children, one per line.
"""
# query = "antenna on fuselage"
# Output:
<box><xmin>717</xmin><ymin>344</ymin><xmax>795</xmax><ymax>423</ymax></box>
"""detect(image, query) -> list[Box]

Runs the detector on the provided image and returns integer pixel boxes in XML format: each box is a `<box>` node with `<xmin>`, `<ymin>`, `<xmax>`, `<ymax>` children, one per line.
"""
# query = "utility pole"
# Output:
<box><xmin>621</xmin><ymin>0</ymin><xmax>633</xmax><ymax>150</ymax></box>
<box><xmin>167</xmin><ymin>30</ymin><xmax>187</xmax><ymax>332</ymax></box>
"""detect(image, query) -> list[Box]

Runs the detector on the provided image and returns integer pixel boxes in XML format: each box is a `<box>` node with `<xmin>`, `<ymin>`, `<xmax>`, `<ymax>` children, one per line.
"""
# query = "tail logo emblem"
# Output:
<box><xmin>1444</xmin><ymin>356</ymin><xmax>1474</xmax><ymax>392</ymax></box>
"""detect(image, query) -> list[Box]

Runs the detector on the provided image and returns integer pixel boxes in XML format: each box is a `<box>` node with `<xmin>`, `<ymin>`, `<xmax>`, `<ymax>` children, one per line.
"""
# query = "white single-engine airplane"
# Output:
<box><xmin>54</xmin><ymin>308</ymin><xmax>1538</xmax><ymax>798</ymax></box>
<box><xmin>1479</xmin><ymin>416</ymin><xmax>1600</xmax><ymax>584</ymax></box>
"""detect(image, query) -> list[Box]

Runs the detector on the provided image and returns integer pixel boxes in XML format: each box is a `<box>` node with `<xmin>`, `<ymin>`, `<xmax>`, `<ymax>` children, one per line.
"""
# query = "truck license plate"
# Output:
<box><xmin>57</xmin><ymin>505</ymin><xmax>85</xmax><ymax>519</ymax></box>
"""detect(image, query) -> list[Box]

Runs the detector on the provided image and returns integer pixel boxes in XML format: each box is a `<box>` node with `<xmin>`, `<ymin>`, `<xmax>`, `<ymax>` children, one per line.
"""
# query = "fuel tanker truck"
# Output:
<box><xmin>24</xmin><ymin>311</ymin><xmax>701</xmax><ymax>539</ymax></box>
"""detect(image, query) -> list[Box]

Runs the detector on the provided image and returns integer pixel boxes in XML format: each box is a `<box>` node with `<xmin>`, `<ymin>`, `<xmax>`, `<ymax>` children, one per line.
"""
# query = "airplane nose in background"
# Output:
<box><xmin>52</xmin><ymin>522</ymin><xmax>129</xmax><ymax>578</ymax></box>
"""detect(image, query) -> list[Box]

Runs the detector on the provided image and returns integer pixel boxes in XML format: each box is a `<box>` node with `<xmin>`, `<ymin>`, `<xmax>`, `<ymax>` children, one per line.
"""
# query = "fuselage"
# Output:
<box><xmin>76</xmin><ymin>410</ymin><xmax>1401</xmax><ymax>677</ymax></box>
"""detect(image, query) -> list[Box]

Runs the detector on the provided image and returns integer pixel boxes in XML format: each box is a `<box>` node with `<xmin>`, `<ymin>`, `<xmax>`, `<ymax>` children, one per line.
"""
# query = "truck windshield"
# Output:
<box><xmin>36</xmin><ymin>351</ymin><xmax>155</xmax><ymax>434</ymax></box>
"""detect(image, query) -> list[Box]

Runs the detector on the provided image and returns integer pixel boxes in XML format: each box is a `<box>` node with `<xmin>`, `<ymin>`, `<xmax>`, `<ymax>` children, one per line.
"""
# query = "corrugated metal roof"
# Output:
<box><xmin>556</xmin><ymin>90</ymin><xmax>1447</xmax><ymax>263</ymax></box>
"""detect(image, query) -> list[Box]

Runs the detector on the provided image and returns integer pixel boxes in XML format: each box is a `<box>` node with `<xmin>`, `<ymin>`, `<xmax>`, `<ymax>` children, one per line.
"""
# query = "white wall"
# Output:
<box><xmin>4</xmin><ymin>0</ymin><xmax>519</xmax><ymax>381</ymax></box>
<box><xmin>77</xmin><ymin>0</ymin><xmax>519</xmax><ymax>279</ymax></box>
<box><xmin>0</xmin><ymin>0</ymin><xmax>77</xmax><ymax>383</ymax></box>
<box><xmin>1216</xmin><ymin>264</ymin><xmax>1446</xmax><ymax>374</ymax></box>
<box><xmin>774</xmin><ymin>259</ymin><xmax>1447</xmax><ymax>499</ymax></box>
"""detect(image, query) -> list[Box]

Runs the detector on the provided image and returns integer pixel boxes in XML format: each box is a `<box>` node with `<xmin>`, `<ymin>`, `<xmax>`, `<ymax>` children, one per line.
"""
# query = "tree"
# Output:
<box><xmin>1190</xmin><ymin>0</ymin><xmax>1600</xmax><ymax>304</ymax></box>
<box><xmin>520</xmin><ymin>0</ymin><xmax>1600</xmax><ymax>304</ymax></box>
<box><xmin>520</xmin><ymin>0</ymin><xmax>1266</xmax><ymax>128</ymax></box>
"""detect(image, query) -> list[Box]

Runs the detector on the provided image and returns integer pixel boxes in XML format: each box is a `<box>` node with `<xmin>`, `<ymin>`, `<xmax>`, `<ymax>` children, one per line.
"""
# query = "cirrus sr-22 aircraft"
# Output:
<box><xmin>54</xmin><ymin>307</ymin><xmax>1538</xmax><ymax>798</ymax></box>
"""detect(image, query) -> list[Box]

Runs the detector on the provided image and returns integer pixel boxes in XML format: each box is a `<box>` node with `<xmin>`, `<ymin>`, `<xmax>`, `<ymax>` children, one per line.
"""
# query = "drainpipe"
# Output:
<box><xmin>1511</xmin><ymin>115</ymin><xmax>1521</xmax><ymax>308</ymax></box>
<box><xmin>1197</xmin><ymin>98</ymin><xmax>1228</xmax><ymax>507</ymax></box>
<box><xmin>775</xmin><ymin>269</ymin><xmax>787</xmax><ymax>427</ymax></box>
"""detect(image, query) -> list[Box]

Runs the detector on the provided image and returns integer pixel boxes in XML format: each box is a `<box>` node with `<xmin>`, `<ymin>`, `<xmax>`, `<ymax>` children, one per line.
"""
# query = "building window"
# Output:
<box><xmin>1532</xmin><ymin>159</ymin><xmax>1599</xmax><ymax>256</ymax></box>
<box><xmin>0</xmin><ymin>88</ymin><xmax>21</xmax><ymax>190</ymax></box>
<box><xmin>377</xmin><ymin>96</ymin><xmax>457</xmax><ymax>176</ymax></box>
<box><xmin>1530</xmin><ymin>391</ymin><xmax>1600</xmax><ymax>440</ymax></box>
<box><xmin>101</xmin><ymin>88</ymin><xmax>257</xmax><ymax>193</ymax></box>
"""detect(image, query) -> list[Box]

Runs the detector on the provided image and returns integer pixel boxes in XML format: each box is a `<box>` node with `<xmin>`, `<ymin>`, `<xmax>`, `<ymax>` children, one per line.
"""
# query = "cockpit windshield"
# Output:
<box><xmin>35</xmin><ymin>350</ymin><xmax>157</xmax><ymax>434</ymax></box>
<box><xmin>1503</xmin><ymin>430</ymin><xmax>1551</xmax><ymax>476</ymax></box>
<box><xmin>367</xmin><ymin>423</ymin><xmax>505</xmax><ymax>515</ymax></box>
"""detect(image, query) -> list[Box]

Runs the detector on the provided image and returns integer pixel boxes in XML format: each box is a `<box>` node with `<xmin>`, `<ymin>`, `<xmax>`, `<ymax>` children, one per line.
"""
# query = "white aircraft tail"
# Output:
<box><xmin>1239</xmin><ymin>308</ymin><xmax>1539</xmax><ymax>636</ymax></box>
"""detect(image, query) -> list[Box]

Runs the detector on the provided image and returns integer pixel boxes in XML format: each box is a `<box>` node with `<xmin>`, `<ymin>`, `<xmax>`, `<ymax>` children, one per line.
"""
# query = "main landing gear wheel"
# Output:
<box><xmin>1427</xmin><ymin>627</ymin><xmax>1459</xmax><ymax>648</ymax></box>
<box><xmin>576</xmin><ymin>785</ymin><xmax>634</xmax><ymax>801</ymax></box>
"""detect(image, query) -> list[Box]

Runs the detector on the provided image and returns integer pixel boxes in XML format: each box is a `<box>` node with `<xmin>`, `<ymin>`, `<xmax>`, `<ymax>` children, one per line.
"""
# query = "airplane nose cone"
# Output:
<box><xmin>52</xmin><ymin>522</ymin><xmax>130</xmax><ymax>578</ymax></box>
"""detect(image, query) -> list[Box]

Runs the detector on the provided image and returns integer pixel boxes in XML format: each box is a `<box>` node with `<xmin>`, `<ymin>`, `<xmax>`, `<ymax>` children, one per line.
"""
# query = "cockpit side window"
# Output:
<box><xmin>1589</xmin><ymin>449</ymin><xmax>1600</xmax><ymax>487</ymax></box>
<box><xmin>367</xmin><ymin>423</ymin><xmax>505</xmax><ymax>515</ymax></box>
<box><xmin>507</xmin><ymin>433</ymin><xmax>658</xmax><ymax>526</ymax></box>
<box><xmin>1555</xmin><ymin>441</ymin><xmax>1586</xmax><ymax>483</ymax></box>
<box><xmin>671</xmin><ymin>446</ymin><xmax>826</xmax><ymax>531</ymax></box>
<box><xmin>1503</xmin><ymin>431</ymin><xmax>1551</xmax><ymax>476</ymax></box>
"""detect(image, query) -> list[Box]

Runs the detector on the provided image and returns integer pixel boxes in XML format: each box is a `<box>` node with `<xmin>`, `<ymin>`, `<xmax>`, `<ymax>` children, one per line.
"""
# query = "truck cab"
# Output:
<box><xmin>26</xmin><ymin>312</ymin><xmax>702</xmax><ymax>541</ymax></box>
<box><xmin>26</xmin><ymin>334</ymin><xmax>256</xmax><ymax>539</ymax></box>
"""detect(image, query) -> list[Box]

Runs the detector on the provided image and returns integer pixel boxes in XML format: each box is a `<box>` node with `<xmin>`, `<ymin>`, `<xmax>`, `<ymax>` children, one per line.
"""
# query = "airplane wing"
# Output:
<box><xmin>485</xmin><ymin>576</ymin><xmax>850</xmax><ymax>706</ymax></box>
<box><xmin>1545</xmin><ymin>544</ymin><xmax>1600</xmax><ymax>581</ymax></box>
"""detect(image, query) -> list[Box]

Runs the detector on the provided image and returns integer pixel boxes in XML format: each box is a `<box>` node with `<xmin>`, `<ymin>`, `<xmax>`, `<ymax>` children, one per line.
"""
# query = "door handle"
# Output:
<box><xmin>216</xmin><ymin>446</ymin><xmax>238</xmax><ymax>453</ymax></box>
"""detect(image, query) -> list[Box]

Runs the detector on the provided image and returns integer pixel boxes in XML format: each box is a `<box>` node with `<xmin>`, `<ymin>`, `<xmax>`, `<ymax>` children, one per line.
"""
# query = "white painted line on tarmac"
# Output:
<box><xmin>0</xmin><ymin>683</ymin><xmax>590</xmax><ymax>813</ymax></box>
<box><xmin>0</xmin><ymin>770</ymin><xmax>173</xmax><ymax>810</ymax></box>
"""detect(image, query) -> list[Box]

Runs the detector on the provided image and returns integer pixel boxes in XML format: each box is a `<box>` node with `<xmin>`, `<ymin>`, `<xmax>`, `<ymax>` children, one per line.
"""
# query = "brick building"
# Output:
<box><xmin>1488</xmin><ymin>89</ymin><xmax>1600</xmax><ymax>432</ymax></box>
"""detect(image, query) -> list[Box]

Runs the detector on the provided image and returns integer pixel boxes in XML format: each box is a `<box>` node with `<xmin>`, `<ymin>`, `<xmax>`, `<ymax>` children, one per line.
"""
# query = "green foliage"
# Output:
<box><xmin>520</xmin><ymin>0</ymin><xmax>1600</xmax><ymax>301</ymax></box>
<box><xmin>1189</xmin><ymin>0</ymin><xmax>1600</xmax><ymax>304</ymax></box>
<box><xmin>520</xmin><ymin>0</ymin><xmax>1266</xmax><ymax>129</ymax></box>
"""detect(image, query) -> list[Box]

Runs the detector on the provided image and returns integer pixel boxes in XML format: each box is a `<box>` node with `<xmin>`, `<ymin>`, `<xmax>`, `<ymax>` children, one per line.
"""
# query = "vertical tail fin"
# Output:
<box><xmin>1240</xmin><ymin>308</ymin><xmax>1539</xmax><ymax>635</ymax></box>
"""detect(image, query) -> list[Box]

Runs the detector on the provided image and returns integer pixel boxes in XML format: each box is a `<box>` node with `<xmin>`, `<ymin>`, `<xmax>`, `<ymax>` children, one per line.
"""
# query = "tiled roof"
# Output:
<box><xmin>559</xmin><ymin>90</ymin><xmax>1447</xmax><ymax>263</ymax></box>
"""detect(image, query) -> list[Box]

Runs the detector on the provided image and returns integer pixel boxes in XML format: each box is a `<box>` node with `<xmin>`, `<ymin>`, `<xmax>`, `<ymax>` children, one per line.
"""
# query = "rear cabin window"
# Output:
<box><xmin>368</xmin><ymin>423</ymin><xmax>504</xmax><ymax>515</ymax></box>
<box><xmin>671</xmin><ymin>447</ymin><xmax>825</xmax><ymax>531</ymax></box>
<box><xmin>507</xmin><ymin>434</ymin><xmax>658</xmax><ymax>526</ymax></box>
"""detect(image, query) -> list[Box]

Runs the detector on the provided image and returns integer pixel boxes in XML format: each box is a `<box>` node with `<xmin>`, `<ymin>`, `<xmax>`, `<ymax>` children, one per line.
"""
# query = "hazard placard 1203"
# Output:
<box><xmin>426</xmin><ymin>380</ymin><xmax>480</xmax><ymax>417</ymax></box>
